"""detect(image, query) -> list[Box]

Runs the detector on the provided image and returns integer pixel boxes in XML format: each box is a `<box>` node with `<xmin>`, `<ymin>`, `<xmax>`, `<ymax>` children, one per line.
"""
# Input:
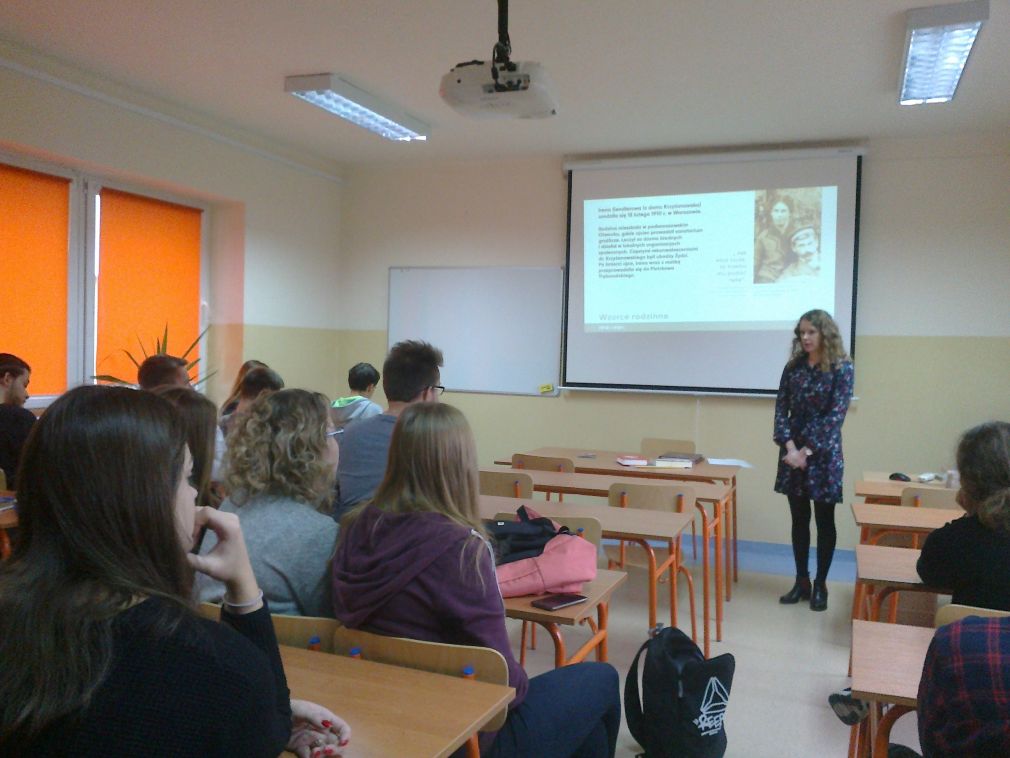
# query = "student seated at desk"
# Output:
<box><xmin>332</xmin><ymin>403</ymin><xmax>621</xmax><ymax>758</ymax></box>
<box><xmin>199</xmin><ymin>389</ymin><xmax>339</xmax><ymax>617</ymax></box>
<box><xmin>221</xmin><ymin>359</ymin><xmax>269</xmax><ymax>416</ymax></box>
<box><xmin>916</xmin><ymin>421</ymin><xmax>1010</xmax><ymax>611</ymax></box>
<box><xmin>330</xmin><ymin>361</ymin><xmax>382</xmax><ymax>432</ymax></box>
<box><xmin>0</xmin><ymin>352</ymin><xmax>35</xmax><ymax>488</ymax></box>
<box><xmin>333</xmin><ymin>340</ymin><xmax>444</xmax><ymax>522</ymax></box>
<box><xmin>0</xmin><ymin>386</ymin><xmax>349</xmax><ymax>757</ymax></box>
<box><xmin>918</xmin><ymin>614</ymin><xmax>1010</xmax><ymax>757</ymax></box>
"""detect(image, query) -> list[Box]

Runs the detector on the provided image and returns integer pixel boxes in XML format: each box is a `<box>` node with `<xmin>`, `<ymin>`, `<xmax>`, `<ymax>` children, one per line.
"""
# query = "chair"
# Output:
<box><xmin>640</xmin><ymin>438</ymin><xmax>696</xmax><ymax>458</ymax></box>
<box><xmin>494</xmin><ymin>511</ymin><xmax>603</xmax><ymax>667</ymax></box>
<box><xmin>198</xmin><ymin>602</ymin><xmax>343</xmax><ymax>652</ymax></box>
<box><xmin>900</xmin><ymin>486</ymin><xmax>959</xmax><ymax>511</ymax></box>
<box><xmin>479</xmin><ymin>470</ymin><xmax>534</xmax><ymax>499</ymax></box>
<box><xmin>511</xmin><ymin>454</ymin><xmax>574</xmax><ymax>502</ymax></box>
<box><xmin>333</xmin><ymin>626</ymin><xmax>509</xmax><ymax>757</ymax></box>
<box><xmin>638</xmin><ymin>440</ymin><xmax>698</xmax><ymax>559</ymax></box>
<box><xmin>935</xmin><ymin>603</ymin><xmax>1010</xmax><ymax>627</ymax></box>
<box><xmin>603</xmin><ymin>483</ymin><xmax>697</xmax><ymax>643</ymax></box>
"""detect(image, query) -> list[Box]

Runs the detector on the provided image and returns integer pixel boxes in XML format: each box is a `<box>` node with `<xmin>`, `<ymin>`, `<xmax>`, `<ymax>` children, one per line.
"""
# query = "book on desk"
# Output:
<box><xmin>615</xmin><ymin>455</ymin><xmax>694</xmax><ymax>469</ymax></box>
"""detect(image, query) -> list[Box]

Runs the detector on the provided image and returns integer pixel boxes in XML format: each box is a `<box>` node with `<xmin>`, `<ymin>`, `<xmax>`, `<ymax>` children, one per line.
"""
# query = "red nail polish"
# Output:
<box><xmin>321</xmin><ymin>720</ymin><xmax>332</xmax><ymax>728</ymax></box>
<box><xmin>324</xmin><ymin>748</ymin><xmax>336</xmax><ymax>756</ymax></box>
<box><xmin>339</xmin><ymin>739</ymin><xmax>349</xmax><ymax>747</ymax></box>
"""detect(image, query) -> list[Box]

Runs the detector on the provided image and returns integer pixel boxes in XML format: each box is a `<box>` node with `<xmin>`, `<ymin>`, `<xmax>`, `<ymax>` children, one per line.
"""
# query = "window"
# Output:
<box><xmin>96</xmin><ymin>189</ymin><xmax>203</xmax><ymax>383</ymax></box>
<box><xmin>0</xmin><ymin>163</ymin><xmax>71</xmax><ymax>396</ymax></box>
<box><xmin>1</xmin><ymin>155</ymin><xmax>206</xmax><ymax>403</ymax></box>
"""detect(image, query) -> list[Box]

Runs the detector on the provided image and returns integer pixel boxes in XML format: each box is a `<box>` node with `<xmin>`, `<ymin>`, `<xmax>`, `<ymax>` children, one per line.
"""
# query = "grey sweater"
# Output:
<box><xmin>197</xmin><ymin>495</ymin><xmax>338</xmax><ymax>617</ymax></box>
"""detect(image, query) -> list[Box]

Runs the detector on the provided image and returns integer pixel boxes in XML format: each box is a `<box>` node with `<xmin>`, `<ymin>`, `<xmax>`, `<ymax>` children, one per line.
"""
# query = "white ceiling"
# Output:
<box><xmin>1</xmin><ymin>1</ymin><xmax>1006</xmax><ymax>167</ymax></box>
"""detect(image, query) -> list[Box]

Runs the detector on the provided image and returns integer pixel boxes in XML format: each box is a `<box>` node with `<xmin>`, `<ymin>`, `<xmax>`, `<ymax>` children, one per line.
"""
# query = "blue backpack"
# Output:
<box><xmin>625</xmin><ymin>626</ymin><xmax>735</xmax><ymax>758</ymax></box>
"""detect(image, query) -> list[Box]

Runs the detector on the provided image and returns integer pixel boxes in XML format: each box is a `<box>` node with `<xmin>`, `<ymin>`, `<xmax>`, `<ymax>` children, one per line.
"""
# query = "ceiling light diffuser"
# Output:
<box><xmin>899</xmin><ymin>0</ymin><xmax>988</xmax><ymax>105</ymax></box>
<box><xmin>285</xmin><ymin>73</ymin><xmax>428</xmax><ymax>141</ymax></box>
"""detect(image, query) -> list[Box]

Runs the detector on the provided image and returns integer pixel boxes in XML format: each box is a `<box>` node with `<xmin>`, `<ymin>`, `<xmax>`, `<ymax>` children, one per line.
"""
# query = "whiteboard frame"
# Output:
<box><xmin>387</xmin><ymin>266</ymin><xmax>563</xmax><ymax>397</ymax></box>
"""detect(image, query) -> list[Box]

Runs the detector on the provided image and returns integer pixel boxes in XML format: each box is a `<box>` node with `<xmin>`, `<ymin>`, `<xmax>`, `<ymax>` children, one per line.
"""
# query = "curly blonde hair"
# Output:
<box><xmin>225</xmin><ymin>389</ymin><xmax>335</xmax><ymax>510</ymax></box>
<box><xmin>788</xmin><ymin>309</ymin><xmax>850</xmax><ymax>372</ymax></box>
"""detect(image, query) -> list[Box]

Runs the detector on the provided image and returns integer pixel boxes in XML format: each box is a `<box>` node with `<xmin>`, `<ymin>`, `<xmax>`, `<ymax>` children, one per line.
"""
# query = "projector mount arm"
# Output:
<box><xmin>491</xmin><ymin>0</ymin><xmax>519</xmax><ymax>90</ymax></box>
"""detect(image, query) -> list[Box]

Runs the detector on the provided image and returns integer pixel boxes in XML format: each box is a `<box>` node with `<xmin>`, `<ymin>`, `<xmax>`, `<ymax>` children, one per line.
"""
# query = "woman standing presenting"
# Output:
<box><xmin>773</xmin><ymin>309</ymin><xmax>853</xmax><ymax>611</ymax></box>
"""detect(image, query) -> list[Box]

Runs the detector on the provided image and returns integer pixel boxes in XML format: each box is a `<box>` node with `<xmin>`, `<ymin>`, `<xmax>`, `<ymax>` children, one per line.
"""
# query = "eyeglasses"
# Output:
<box><xmin>326</xmin><ymin>429</ymin><xmax>343</xmax><ymax>439</ymax></box>
<box><xmin>429</xmin><ymin>385</ymin><xmax>446</xmax><ymax>396</ymax></box>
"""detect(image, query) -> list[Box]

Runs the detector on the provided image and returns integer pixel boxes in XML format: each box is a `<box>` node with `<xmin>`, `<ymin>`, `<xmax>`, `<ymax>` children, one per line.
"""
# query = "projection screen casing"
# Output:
<box><xmin>563</xmin><ymin>149</ymin><xmax>861</xmax><ymax>395</ymax></box>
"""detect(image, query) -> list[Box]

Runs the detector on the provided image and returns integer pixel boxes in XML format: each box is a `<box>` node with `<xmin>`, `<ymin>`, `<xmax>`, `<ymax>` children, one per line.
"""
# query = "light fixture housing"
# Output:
<box><xmin>285</xmin><ymin>73</ymin><xmax>428</xmax><ymax>141</ymax></box>
<box><xmin>899</xmin><ymin>0</ymin><xmax>988</xmax><ymax>106</ymax></box>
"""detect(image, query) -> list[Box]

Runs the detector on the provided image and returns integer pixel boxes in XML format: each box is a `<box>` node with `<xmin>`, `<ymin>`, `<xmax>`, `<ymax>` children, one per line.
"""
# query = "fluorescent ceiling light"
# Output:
<box><xmin>899</xmin><ymin>0</ymin><xmax>988</xmax><ymax>105</ymax></box>
<box><xmin>285</xmin><ymin>73</ymin><xmax>428</xmax><ymax>141</ymax></box>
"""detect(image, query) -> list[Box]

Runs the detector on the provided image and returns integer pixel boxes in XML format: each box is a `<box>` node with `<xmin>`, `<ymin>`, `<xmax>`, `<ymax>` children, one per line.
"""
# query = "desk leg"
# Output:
<box><xmin>726</xmin><ymin>493</ymin><xmax>733</xmax><ymax>601</ymax></box>
<box><xmin>732</xmin><ymin>477</ymin><xmax>738</xmax><ymax>583</ymax></box>
<box><xmin>873</xmin><ymin>705</ymin><xmax>913</xmax><ymax>758</ymax></box>
<box><xmin>714</xmin><ymin>500</ymin><xmax>724</xmax><ymax>643</ymax></box>
<box><xmin>696</xmin><ymin>503</ymin><xmax>711</xmax><ymax>658</ymax></box>
<box><xmin>544</xmin><ymin>623</ymin><xmax>566</xmax><ymax>668</ymax></box>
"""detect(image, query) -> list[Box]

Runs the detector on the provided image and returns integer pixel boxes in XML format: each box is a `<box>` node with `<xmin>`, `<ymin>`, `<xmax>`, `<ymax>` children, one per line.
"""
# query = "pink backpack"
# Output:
<box><xmin>493</xmin><ymin>507</ymin><xmax>598</xmax><ymax>598</ymax></box>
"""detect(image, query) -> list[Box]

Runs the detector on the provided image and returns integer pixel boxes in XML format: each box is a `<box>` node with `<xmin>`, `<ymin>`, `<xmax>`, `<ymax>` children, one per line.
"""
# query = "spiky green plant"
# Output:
<box><xmin>94</xmin><ymin>325</ymin><xmax>214</xmax><ymax>386</ymax></box>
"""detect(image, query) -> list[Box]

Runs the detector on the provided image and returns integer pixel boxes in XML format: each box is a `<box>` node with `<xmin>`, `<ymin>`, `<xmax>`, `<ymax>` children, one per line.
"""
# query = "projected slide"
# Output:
<box><xmin>584</xmin><ymin>186</ymin><xmax>837</xmax><ymax>332</ymax></box>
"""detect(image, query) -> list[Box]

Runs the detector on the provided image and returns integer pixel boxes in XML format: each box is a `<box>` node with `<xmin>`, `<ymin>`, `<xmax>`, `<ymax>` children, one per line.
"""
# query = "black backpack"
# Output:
<box><xmin>483</xmin><ymin>505</ymin><xmax>569</xmax><ymax>565</ymax></box>
<box><xmin>625</xmin><ymin>626</ymin><xmax>735</xmax><ymax>758</ymax></box>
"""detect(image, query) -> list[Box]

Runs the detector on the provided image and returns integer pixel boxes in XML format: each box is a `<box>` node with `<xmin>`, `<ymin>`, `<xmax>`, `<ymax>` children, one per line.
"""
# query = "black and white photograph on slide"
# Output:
<box><xmin>753</xmin><ymin>188</ymin><xmax>823</xmax><ymax>284</ymax></box>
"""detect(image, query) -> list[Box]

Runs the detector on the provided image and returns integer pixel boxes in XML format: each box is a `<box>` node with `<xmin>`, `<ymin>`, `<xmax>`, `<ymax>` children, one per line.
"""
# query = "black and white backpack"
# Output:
<box><xmin>625</xmin><ymin>626</ymin><xmax>735</xmax><ymax>758</ymax></box>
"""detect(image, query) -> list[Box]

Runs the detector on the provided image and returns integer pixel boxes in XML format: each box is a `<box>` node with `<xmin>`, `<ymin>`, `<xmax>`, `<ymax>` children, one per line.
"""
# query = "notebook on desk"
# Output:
<box><xmin>658</xmin><ymin>452</ymin><xmax>704</xmax><ymax>464</ymax></box>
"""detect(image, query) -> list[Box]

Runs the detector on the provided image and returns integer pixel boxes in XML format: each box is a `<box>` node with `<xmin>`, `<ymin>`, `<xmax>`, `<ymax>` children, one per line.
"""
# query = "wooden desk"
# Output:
<box><xmin>486</xmin><ymin>466</ymin><xmax>728</xmax><ymax>649</ymax></box>
<box><xmin>849</xmin><ymin>620</ymin><xmax>934</xmax><ymax>758</ymax></box>
<box><xmin>480</xmin><ymin>494</ymin><xmax>708</xmax><ymax>654</ymax></box>
<box><xmin>280</xmin><ymin>645</ymin><xmax>514</xmax><ymax>758</ymax></box>
<box><xmin>500</xmin><ymin>446</ymin><xmax>742</xmax><ymax>592</ymax></box>
<box><xmin>854</xmin><ymin>545</ymin><xmax>948</xmax><ymax>622</ymax></box>
<box><xmin>851</xmin><ymin>502</ymin><xmax>956</xmax><ymax>536</ymax></box>
<box><xmin>855</xmin><ymin>479</ymin><xmax>947</xmax><ymax>505</ymax></box>
<box><xmin>501</xmin><ymin>569</ymin><xmax>627</xmax><ymax>668</ymax></box>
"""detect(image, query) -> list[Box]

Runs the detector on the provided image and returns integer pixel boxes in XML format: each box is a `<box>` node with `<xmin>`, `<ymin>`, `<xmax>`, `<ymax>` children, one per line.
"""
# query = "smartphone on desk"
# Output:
<box><xmin>531</xmin><ymin>593</ymin><xmax>587</xmax><ymax>611</ymax></box>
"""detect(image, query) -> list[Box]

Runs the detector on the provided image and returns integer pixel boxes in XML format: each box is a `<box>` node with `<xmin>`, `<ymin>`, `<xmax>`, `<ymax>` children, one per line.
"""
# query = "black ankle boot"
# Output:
<box><xmin>779</xmin><ymin>577</ymin><xmax>811</xmax><ymax>604</ymax></box>
<box><xmin>810</xmin><ymin>581</ymin><xmax>828</xmax><ymax>611</ymax></box>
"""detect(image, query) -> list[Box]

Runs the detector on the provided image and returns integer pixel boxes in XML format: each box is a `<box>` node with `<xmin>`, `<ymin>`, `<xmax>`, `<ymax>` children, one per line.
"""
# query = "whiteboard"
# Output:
<box><xmin>388</xmin><ymin>267</ymin><xmax>563</xmax><ymax>396</ymax></box>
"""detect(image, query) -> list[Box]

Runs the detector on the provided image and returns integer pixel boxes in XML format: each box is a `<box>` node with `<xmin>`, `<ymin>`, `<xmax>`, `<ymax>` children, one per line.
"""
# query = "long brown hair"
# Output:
<box><xmin>221</xmin><ymin>359</ymin><xmax>267</xmax><ymax>412</ymax></box>
<box><xmin>0</xmin><ymin>386</ymin><xmax>192</xmax><ymax>747</ymax></box>
<box><xmin>787</xmin><ymin>309</ymin><xmax>850</xmax><ymax>372</ymax></box>
<box><xmin>152</xmin><ymin>386</ymin><xmax>218</xmax><ymax>507</ymax></box>
<box><xmin>225</xmin><ymin>389</ymin><xmax>334</xmax><ymax>510</ymax></box>
<box><xmin>342</xmin><ymin>403</ymin><xmax>488</xmax><ymax>579</ymax></box>
<box><xmin>956</xmin><ymin>421</ymin><xmax>1010</xmax><ymax>532</ymax></box>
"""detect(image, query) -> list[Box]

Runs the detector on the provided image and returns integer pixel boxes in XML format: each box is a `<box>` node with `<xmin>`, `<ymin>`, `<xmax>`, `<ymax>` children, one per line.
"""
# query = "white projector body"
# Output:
<box><xmin>440</xmin><ymin>61</ymin><xmax>558</xmax><ymax>119</ymax></box>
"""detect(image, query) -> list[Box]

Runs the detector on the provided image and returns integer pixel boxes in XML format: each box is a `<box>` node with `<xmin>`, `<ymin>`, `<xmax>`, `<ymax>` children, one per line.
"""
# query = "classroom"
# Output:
<box><xmin>2</xmin><ymin>2</ymin><xmax>1009</xmax><ymax>756</ymax></box>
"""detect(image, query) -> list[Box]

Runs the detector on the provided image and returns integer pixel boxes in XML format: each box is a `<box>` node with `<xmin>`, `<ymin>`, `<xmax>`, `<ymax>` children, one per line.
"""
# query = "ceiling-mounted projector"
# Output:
<box><xmin>440</xmin><ymin>60</ymin><xmax>557</xmax><ymax>119</ymax></box>
<box><xmin>439</xmin><ymin>0</ymin><xmax>558</xmax><ymax>120</ymax></box>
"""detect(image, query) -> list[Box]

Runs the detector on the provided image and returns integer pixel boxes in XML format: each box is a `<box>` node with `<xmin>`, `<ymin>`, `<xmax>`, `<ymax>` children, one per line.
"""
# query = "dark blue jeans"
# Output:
<box><xmin>486</xmin><ymin>661</ymin><xmax>621</xmax><ymax>758</ymax></box>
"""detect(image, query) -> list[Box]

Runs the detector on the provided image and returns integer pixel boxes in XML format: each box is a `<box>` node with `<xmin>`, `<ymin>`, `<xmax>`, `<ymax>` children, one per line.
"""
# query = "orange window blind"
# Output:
<box><xmin>96</xmin><ymin>189</ymin><xmax>202</xmax><ymax>383</ymax></box>
<box><xmin>0</xmin><ymin>163</ymin><xmax>70</xmax><ymax>396</ymax></box>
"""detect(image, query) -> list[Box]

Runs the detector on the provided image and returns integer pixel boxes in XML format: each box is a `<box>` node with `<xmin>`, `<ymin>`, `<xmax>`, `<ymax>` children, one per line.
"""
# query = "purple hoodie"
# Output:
<box><xmin>332</xmin><ymin>504</ymin><xmax>529</xmax><ymax>708</ymax></box>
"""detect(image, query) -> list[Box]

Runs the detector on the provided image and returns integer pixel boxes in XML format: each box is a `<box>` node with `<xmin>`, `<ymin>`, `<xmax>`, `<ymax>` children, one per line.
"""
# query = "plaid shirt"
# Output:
<box><xmin>918</xmin><ymin>615</ymin><xmax>1010</xmax><ymax>757</ymax></box>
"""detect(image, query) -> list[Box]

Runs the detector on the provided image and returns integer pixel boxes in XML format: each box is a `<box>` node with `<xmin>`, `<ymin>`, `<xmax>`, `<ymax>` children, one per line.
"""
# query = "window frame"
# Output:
<box><xmin>0</xmin><ymin>150</ymin><xmax>209</xmax><ymax>409</ymax></box>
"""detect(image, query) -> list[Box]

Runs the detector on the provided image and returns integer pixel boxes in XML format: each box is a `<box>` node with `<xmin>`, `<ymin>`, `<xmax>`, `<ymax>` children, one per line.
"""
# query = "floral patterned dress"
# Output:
<box><xmin>773</xmin><ymin>359</ymin><xmax>854</xmax><ymax>503</ymax></box>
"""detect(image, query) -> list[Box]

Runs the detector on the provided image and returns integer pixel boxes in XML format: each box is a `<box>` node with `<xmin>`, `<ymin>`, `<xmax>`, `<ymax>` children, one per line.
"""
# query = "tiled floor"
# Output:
<box><xmin>506</xmin><ymin>557</ymin><xmax>923</xmax><ymax>757</ymax></box>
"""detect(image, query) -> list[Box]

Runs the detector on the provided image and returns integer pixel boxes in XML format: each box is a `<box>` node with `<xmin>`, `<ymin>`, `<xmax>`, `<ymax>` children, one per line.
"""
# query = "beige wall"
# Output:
<box><xmin>5</xmin><ymin>43</ymin><xmax>1009</xmax><ymax>550</ymax></box>
<box><xmin>0</xmin><ymin>47</ymin><xmax>343</xmax><ymax>401</ymax></box>
<box><xmin>337</xmin><ymin>135</ymin><xmax>1010</xmax><ymax>548</ymax></box>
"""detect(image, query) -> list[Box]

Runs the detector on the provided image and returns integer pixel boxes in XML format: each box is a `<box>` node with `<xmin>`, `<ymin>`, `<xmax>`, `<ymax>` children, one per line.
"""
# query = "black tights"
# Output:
<box><xmin>787</xmin><ymin>495</ymin><xmax>837</xmax><ymax>584</ymax></box>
